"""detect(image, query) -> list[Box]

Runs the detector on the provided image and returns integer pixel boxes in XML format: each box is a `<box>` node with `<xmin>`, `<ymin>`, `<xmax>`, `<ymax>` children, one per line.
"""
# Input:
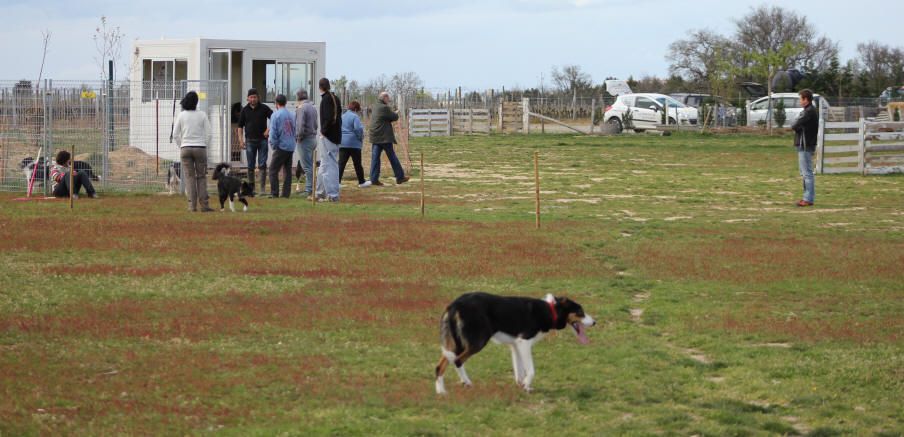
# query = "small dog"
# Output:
<box><xmin>166</xmin><ymin>162</ymin><xmax>182</xmax><ymax>195</ymax></box>
<box><xmin>434</xmin><ymin>292</ymin><xmax>595</xmax><ymax>394</ymax></box>
<box><xmin>294</xmin><ymin>159</ymin><xmax>305</xmax><ymax>193</ymax></box>
<box><xmin>212</xmin><ymin>163</ymin><xmax>253</xmax><ymax>212</ymax></box>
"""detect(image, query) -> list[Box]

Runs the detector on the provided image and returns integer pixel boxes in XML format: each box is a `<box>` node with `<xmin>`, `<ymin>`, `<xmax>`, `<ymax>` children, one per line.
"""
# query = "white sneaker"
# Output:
<box><xmin>338</xmin><ymin>184</ymin><xmax>344</xmax><ymax>189</ymax></box>
<box><xmin>358</xmin><ymin>181</ymin><xmax>372</xmax><ymax>188</ymax></box>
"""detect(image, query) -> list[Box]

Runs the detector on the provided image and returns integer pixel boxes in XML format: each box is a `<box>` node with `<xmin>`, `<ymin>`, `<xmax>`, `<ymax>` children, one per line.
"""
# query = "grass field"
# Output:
<box><xmin>1</xmin><ymin>132</ymin><xmax>902</xmax><ymax>436</ymax></box>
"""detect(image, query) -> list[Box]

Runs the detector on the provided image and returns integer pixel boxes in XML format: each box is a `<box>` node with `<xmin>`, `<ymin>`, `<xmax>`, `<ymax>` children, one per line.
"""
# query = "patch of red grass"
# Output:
<box><xmin>712</xmin><ymin>313</ymin><xmax>902</xmax><ymax>343</ymax></box>
<box><xmin>621</xmin><ymin>229</ymin><xmax>904</xmax><ymax>283</ymax></box>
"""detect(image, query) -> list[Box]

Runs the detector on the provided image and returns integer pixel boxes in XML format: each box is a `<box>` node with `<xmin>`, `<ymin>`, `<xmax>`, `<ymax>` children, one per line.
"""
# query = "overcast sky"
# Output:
<box><xmin>2</xmin><ymin>0</ymin><xmax>901</xmax><ymax>92</ymax></box>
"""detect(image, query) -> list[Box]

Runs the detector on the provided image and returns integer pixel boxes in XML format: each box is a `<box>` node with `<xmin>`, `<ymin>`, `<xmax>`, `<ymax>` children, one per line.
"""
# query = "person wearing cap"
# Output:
<box><xmin>368</xmin><ymin>91</ymin><xmax>409</xmax><ymax>186</ymax></box>
<box><xmin>294</xmin><ymin>89</ymin><xmax>318</xmax><ymax>196</ymax></box>
<box><xmin>237</xmin><ymin>88</ymin><xmax>273</xmax><ymax>196</ymax></box>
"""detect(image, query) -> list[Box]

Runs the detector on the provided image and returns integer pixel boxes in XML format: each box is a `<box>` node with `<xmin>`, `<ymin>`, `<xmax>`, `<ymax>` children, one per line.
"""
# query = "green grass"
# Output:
<box><xmin>1</xmin><ymin>132</ymin><xmax>902</xmax><ymax>435</ymax></box>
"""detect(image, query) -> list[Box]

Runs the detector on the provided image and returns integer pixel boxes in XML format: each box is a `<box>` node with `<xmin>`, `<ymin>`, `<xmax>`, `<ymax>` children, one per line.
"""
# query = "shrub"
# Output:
<box><xmin>894</xmin><ymin>107</ymin><xmax>900</xmax><ymax>122</ymax></box>
<box><xmin>621</xmin><ymin>108</ymin><xmax>634</xmax><ymax>130</ymax></box>
<box><xmin>774</xmin><ymin>99</ymin><xmax>787</xmax><ymax>128</ymax></box>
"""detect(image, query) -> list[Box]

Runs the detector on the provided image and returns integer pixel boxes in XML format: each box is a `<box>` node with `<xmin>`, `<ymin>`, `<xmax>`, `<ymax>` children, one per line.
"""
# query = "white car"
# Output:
<box><xmin>746</xmin><ymin>93</ymin><xmax>829</xmax><ymax>127</ymax></box>
<box><xmin>604</xmin><ymin>93</ymin><xmax>699</xmax><ymax>133</ymax></box>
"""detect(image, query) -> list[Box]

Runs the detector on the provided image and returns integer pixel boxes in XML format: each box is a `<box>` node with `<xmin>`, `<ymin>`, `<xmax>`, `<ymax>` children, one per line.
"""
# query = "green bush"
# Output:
<box><xmin>894</xmin><ymin>107</ymin><xmax>900</xmax><ymax>122</ymax></box>
<box><xmin>622</xmin><ymin>108</ymin><xmax>634</xmax><ymax>130</ymax></box>
<box><xmin>774</xmin><ymin>99</ymin><xmax>787</xmax><ymax>128</ymax></box>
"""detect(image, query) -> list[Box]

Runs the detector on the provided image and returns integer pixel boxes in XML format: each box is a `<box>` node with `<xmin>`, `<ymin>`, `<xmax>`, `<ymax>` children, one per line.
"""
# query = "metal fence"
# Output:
<box><xmin>0</xmin><ymin>79</ymin><xmax>228</xmax><ymax>194</ymax></box>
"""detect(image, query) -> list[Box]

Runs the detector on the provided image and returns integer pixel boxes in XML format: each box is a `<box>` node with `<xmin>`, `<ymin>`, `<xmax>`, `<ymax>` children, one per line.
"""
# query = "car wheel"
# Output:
<box><xmin>607</xmin><ymin>117</ymin><xmax>622</xmax><ymax>133</ymax></box>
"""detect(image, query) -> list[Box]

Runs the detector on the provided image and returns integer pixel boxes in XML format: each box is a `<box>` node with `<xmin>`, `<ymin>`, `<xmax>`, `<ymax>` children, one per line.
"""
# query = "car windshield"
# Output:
<box><xmin>654</xmin><ymin>97</ymin><xmax>686</xmax><ymax>108</ymax></box>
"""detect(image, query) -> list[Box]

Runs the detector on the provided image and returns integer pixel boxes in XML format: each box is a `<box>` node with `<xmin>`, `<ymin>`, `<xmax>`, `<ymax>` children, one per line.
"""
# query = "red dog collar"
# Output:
<box><xmin>548</xmin><ymin>300</ymin><xmax>557</xmax><ymax>325</ymax></box>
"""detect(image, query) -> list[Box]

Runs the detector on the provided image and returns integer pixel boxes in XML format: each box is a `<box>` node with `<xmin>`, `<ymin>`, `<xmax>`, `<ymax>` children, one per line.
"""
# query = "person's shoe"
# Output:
<box><xmin>795</xmin><ymin>200</ymin><xmax>813</xmax><ymax>207</ymax></box>
<box><xmin>200</xmin><ymin>207</ymin><xmax>215</xmax><ymax>212</ymax></box>
<box><xmin>89</xmin><ymin>193</ymin><xmax>100</xmax><ymax>199</ymax></box>
<box><xmin>397</xmin><ymin>177</ymin><xmax>410</xmax><ymax>185</ymax></box>
<box><xmin>71</xmin><ymin>194</ymin><xmax>79</xmax><ymax>199</ymax></box>
<box><xmin>267</xmin><ymin>194</ymin><xmax>275</xmax><ymax>199</ymax></box>
<box><xmin>371</xmin><ymin>180</ymin><xmax>384</xmax><ymax>186</ymax></box>
<box><xmin>338</xmin><ymin>183</ymin><xmax>344</xmax><ymax>189</ymax></box>
<box><xmin>318</xmin><ymin>196</ymin><xmax>339</xmax><ymax>202</ymax></box>
<box><xmin>358</xmin><ymin>181</ymin><xmax>372</xmax><ymax>188</ymax></box>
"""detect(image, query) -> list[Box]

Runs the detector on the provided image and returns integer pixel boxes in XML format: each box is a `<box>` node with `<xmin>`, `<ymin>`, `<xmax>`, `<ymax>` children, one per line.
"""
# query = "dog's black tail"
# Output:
<box><xmin>212</xmin><ymin>163</ymin><xmax>230</xmax><ymax>180</ymax></box>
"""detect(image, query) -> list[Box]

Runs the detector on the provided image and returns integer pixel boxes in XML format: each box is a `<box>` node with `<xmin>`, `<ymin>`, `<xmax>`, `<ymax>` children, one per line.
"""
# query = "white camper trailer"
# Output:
<box><xmin>129</xmin><ymin>38</ymin><xmax>326</xmax><ymax>165</ymax></box>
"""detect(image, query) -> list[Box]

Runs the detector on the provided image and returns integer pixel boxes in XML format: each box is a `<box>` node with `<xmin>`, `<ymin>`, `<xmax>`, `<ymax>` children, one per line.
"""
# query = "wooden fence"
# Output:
<box><xmin>408</xmin><ymin>109</ymin><xmax>451</xmax><ymax>137</ymax></box>
<box><xmin>451</xmin><ymin>108</ymin><xmax>490</xmax><ymax>135</ymax></box>
<box><xmin>817</xmin><ymin>119</ymin><xmax>904</xmax><ymax>174</ymax></box>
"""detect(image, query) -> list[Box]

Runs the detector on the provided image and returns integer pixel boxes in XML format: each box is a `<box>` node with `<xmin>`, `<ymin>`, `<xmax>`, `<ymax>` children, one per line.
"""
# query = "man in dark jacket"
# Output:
<box><xmin>790</xmin><ymin>89</ymin><xmax>818</xmax><ymax>206</ymax></box>
<box><xmin>316</xmin><ymin>78</ymin><xmax>342</xmax><ymax>202</ymax></box>
<box><xmin>368</xmin><ymin>92</ymin><xmax>409</xmax><ymax>186</ymax></box>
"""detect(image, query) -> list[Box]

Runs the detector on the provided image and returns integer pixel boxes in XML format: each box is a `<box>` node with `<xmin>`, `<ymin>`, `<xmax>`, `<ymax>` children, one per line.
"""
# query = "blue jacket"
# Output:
<box><xmin>340</xmin><ymin>111</ymin><xmax>364</xmax><ymax>149</ymax></box>
<box><xmin>269</xmin><ymin>108</ymin><xmax>297</xmax><ymax>152</ymax></box>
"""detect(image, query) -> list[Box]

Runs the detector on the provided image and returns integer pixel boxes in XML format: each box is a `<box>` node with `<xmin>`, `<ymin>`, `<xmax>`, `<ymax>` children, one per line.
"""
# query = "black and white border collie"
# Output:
<box><xmin>434</xmin><ymin>292</ymin><xmax>596</xmax><ymax>394</ymax></box>
<box><xmin>212</xmin><ymin>163</ymin><xmax>253</xmax><ymax>212</ymax></box>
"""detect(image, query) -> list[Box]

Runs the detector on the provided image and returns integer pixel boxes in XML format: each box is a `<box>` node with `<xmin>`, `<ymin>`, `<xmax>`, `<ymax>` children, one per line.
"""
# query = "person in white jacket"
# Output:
<box><xmin>172</xmin><ymin>91</ymin><xmax>213</xmax><ymax>212</ymax></box>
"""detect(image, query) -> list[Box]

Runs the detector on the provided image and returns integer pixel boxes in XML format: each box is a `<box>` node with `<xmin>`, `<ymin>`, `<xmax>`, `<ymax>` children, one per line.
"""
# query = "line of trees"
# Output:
<box><xmin>666</xmin><ymin>5</ymin><xmax>904</xmax><ymax>100</ymax></box>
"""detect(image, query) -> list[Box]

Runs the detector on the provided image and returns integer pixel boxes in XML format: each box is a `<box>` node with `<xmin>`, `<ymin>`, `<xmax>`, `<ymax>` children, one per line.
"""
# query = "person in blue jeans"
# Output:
<box><xmin>237</xmin><ymin>88</ymin><xmax>272</xmax><ymax>196</ymax></box>
<box><xmin>791</xmin><ymin>89</ymin><xmax>818</xmax><ymax>207</ymax></box>
<box><xmin>294</xmin><ymin>89</ymin><xmax>318</xmax><ymax>196</ymax></box>
<box><xmin>338</xmin><ymin>100</ymin><xmax>371</xmax><ymax>188</ymax></box>
<box><xmin>268</xmin><ymin>94</ymin><xmax>297</xmax><ymax>198</ymax></box>
<box><xmin>368</xmin><ymin>92</ymin><xmax>409</xmax><ymax>186</ymax></box>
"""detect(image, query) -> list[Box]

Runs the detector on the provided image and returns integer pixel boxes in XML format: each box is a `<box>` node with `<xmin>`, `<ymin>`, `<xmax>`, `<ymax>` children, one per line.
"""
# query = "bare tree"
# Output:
<box><xmin>389</xmin><ymin>71</ymin><xmax>424</xmax><ymax>98</ymax></box>
<box><xmin>666</xmin><ymin>29</ymin><xmax>734</xmax><ymax>88</ymax></box>
<box><xmin>734</xmin><ymin>5</ymin><xmax>838</xmax><ymax>71</ymax></box>
<box><xmin>364</xmin><ymin>73</ymin><xmax>391</xmax><ymax>96</ymax></box>
<box><xmin>37</xmin><ymin>29</ymin><xmax>52</xmax><ymax>85</ymax></box>
<box><xmin>550</xmin><ymin>65</ymin><xmax>592</xmax><ymax>93</ymax></box>
<box><xmin>856</xmin><ymin>41</ymin><xmax>904</xmax><ymax>95</ymax></box>
<box><xmin>93</xmin><ymin>16</ymin><xmax>125</xmax><ymax>80</ymax></box>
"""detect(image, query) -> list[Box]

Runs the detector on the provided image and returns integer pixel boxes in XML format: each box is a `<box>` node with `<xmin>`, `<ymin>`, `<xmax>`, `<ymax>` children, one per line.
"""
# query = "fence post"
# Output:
<box><xmin>816</xmin><ymin>110</ymin><xmax>825</xmax><ymax>174</ymax></box>
<box><xmin>589</xmin><ymin>99</ymin><xmax>596</xmax><ymax>134</ymax></box>
<box><xmin>498</xmin><ymin>103</ymin><xmax>503</xmax><ymax>134</ymax></box>
<box><xmin>858</xmin><ymin>117</ymin><xmax>866</xmax><ymax>175</ymax></box>
<box><xmin>522</xmin><ymin>97</ymin><xmax>530</xmax><ymax>134</ymax></box>
<box><xmin>447</xmin><ymin>108</ymin><xmax>452</xmax><ymax>136</ymax></box>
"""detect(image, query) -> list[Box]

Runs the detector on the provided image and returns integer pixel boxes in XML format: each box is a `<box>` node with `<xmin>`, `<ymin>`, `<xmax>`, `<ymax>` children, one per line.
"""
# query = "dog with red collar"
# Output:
<box><xmin>434</xmin><ymin>292</ymin><xmax>595</xmax><ymax>394</ymax></box>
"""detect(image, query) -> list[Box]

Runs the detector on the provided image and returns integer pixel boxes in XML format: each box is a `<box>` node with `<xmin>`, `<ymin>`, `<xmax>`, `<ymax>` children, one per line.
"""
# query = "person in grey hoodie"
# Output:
<box><xmin>294</xmin><ymin>89</ymin><xmax>318</xmax><ymax>196</ymax></box>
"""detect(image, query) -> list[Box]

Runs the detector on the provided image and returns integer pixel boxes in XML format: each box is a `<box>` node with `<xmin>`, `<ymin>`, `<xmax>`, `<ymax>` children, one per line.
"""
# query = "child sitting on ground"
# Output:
<box><xmin>49</xmin><ymin>150</ymin><xmax>99</xmax><ymax>199</ymax></box>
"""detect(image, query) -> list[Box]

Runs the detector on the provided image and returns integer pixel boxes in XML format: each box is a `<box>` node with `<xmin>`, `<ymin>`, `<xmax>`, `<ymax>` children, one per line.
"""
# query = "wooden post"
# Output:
<box><xmin>420</xmin><ymin>152</ymin><xmax>425</xmax><ymax>219</ymax></box>
<box><xmin>522</xmin><ymin>98</ymin><xmax>530</xmax><ymax>134</ymax></box>
<box><xmin>498</xmin><ymin>104</ymin><xmax>503</xmax><ymax>134</ymax></box>
<box><xmin>311</xmin><ymin>145</ymin><xmax>317</xmax><ymax>206</ymax></box>
<box><xmin>858</xmin><ymin>118</ymin><xmax>866</xmax><ymax>175</ymax></box>
<box><xmin>816</xmin><ymin>109</ymin><xmax>825</xmax><ymax>174</ymax></box>
<box><xmin>155</xmin><ymin>99</ymin><xmax>159</xmax><ymax>174</ymax></box>
<box><xmin>69</xmin><ymin>144</ymin><xmax>74</xmax><ymax>209</ymax></box>
<box><xmin>534</xmin><ymin>151</ymin><xmax>540</xmax><ymax>229</ymax></box>
<box><xmin>447</xmin><ymin>108</ymin><xmax>452</xmax><ymax>136</ymax></box>
<box><xmin>589</xmin><ymin>99</ymin><xmax>596</xmax><ymax>134</ymax></box>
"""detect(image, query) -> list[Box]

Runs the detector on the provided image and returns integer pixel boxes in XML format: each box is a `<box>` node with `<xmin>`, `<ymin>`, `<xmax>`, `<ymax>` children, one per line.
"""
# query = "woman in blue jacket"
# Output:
<box><xmin>338</xmin><ymin>100</ymin><xmax>371</xmax><ymax>187</ymax></box>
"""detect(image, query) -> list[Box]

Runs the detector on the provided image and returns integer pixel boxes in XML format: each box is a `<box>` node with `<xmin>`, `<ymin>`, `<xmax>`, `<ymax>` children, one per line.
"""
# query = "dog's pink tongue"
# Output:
<box><xmin>576</xmin><ymin>324</ymin><xmax>588</xmax><ymax>345</ymax></box>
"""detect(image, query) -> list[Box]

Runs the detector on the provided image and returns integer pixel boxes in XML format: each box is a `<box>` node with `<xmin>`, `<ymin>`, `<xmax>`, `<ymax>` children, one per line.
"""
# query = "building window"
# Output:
<box><xmin>142</xmin><ymin>59</ymin><xmax>188</xmax><ymax>101</ymax></box>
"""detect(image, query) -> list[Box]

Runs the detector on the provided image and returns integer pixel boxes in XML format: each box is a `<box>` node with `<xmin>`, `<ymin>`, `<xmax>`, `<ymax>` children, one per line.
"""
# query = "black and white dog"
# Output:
<box><xmin>294</xmin><ymin>160</ymin><xmax>305</xmax><ymax>193</ymax></box>
<box><xmin>434</xmin><ymin>292</ymin><xmax>595</xmax><ymax>394</ymax></box>
<box><xmin>20</xmin><ymin>157</ymin><xmax>99</xmax><ymax>185</ymax></box>
<box><xmin>212</xmin><ymin>163</ymin><xmax>253</xmax><ymax>212</ymax></box>
<box><xmin>166</xmin><ymin>162</ymin><xmax>182</xmax><ymax>195</ymax></box>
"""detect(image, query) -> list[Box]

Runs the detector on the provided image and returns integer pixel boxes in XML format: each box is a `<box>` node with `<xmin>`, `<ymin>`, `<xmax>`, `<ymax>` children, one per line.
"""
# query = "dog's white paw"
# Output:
<box><xmin>243</xmin><ymin>206</ymin><xmax>248</xmax><ymax>212</ymax></box>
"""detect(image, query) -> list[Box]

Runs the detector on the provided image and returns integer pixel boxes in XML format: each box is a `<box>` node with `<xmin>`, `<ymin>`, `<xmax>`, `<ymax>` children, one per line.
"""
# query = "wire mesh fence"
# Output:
<box><xmin>0</xmin><ymin>79</ymin><xmax>228</xmax><ymax>194</ymax></box>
